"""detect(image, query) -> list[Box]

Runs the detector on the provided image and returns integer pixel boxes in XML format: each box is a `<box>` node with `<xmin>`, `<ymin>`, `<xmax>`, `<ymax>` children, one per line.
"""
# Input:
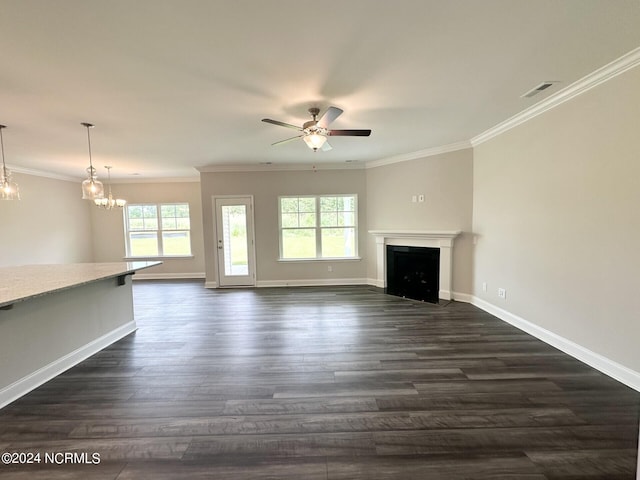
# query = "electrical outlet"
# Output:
<box><xmin>327</xmin><ymin>265</ymin><xmax>333</xmax><ymax>272</ymax></box>
<box><xmin>482</xmin><ymin>282</ymin><xmax>487</xmax><ymax>292</ymax></box>
<box><xmin>498</xmin><ymin>288</ymin><xmax>506</xmax><ymax>299</ymax></box>
<box><xmin>411</xmin><ymin>195</ymin><xmax>417</xmax><ymax>203</ymax></box>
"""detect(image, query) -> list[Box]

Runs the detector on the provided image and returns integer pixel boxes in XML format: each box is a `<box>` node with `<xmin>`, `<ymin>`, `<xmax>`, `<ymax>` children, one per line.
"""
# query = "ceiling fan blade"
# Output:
<box><xmin>262</xmin><ymin>118</ymin><xmax>302</xmax><ymax>131</ymax></box>
<box><xmin>328</xmin><ymin>129</ymin><xmax>372</xmax><ymax>136</ymax></box>
<box><xmin>272</xmin><ymin>135</ymin><xmax>303</xmax><ymax>146</ymax></box>
<box><xmin>317</xmin><ymin>106</ymin><xmax>343</xmax><ymax>128</ymax></box>
<box><xmin>321</xmin><ymin>140</ymin><xmax>333</xmax><ymax>152</ymax></box>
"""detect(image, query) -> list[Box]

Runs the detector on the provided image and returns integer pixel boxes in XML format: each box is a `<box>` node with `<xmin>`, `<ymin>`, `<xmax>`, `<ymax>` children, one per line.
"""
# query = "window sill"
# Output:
<box><xmin>277</xmin><ymin>257</ymin><xmax>362</xmax><ymax>263</ymax></box>
<box><xmin>124</xmin><ymin>255</ymin><xmax>195</xmax><ymax>261</ymax></box>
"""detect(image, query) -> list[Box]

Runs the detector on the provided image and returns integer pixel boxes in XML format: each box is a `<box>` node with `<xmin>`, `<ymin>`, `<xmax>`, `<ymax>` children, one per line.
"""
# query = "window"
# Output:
<box><xmin>279</xmin><ymin>195</ymin><xmax>357</xmax><ymax>260</ymax></box>
<box><xmin>125</xmin><ymin>203</ymin><xmax>192</xmax><ymax>257</ymax></box>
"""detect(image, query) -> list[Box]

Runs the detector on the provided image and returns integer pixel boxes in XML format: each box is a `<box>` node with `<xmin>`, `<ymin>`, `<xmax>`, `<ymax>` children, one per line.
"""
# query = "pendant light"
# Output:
<box><xmin>0</xmin><ymin>125</ymin><xmax>20</xmax><ymax>200</ymax></box>
<box><xmin>94</xmin><ymin>166</ymin><xmax>126</xmax><ymax>209</ymax></box>
<box><xmin>80</xmin><ymin>122</ymin><xmax>104</xmax><ymax>200</ymax></box>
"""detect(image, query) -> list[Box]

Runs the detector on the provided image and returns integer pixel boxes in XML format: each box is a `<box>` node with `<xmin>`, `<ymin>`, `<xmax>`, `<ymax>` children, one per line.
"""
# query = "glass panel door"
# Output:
<box><xmin>214</xmin><ymin>197</ymin><xmax>256</xmax><ymax>287</ymax></box>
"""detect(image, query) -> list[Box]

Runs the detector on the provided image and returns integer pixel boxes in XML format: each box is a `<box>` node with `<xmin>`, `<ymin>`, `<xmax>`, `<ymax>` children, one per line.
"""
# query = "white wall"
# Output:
<box><xmin>91</xmin><ymin>181</ymin><xmax>205</xmax><ymax>278</ymax></box>
<box><xmin>0</xmin><ymin>172</ymin><xmax>93</xmax><ymax>267</ymax></box>
<box><xmin>366</xmin><ymin>149</ymin><xmax>474</xmax><ymax>295</ymax></box>
<box><xmin>199</xmin><ymin>168</ymin><xmax>368</xmax><ymax>286</ymax></box>
<box><xmin>473</xmin><ymin>65</ymin><xmax>640</xmax><ymax>373</ymax></box>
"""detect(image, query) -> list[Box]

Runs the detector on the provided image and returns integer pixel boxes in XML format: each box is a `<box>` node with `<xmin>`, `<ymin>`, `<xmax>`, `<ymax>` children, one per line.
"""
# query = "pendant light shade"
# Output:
<box><xmin>80</xmin><ymin>122</ymin><xmax>104</xmax><ymax>200</ymax></box>
<box><xmin>303</xmin><ymin>132</ymin><xmax>327</xmax><ymax>151</ymax></box>
<box><xmin>0</xmin><ymin>125</ymin><xmax>20</xmax><ymax>201</ymax></box>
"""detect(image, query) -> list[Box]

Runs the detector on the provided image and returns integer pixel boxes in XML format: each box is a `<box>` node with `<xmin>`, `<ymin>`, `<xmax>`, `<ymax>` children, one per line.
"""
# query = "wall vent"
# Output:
<box><xmin>521</xmin><ymin>81</ymin><xmax>559</xmax><ymax>98</ymax></box>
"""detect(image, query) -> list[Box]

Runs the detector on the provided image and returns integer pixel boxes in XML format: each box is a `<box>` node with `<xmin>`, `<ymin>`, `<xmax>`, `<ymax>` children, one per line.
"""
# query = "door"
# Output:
<box><xmin>214</xmin><ymin>196</ymin><xmax>256</xmax><ymax>287</ymax></box>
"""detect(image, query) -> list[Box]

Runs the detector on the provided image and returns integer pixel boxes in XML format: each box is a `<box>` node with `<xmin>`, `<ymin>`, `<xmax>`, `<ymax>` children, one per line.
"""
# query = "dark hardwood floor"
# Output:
<box><xmin>0</xmin><ymin>281</ymin><xmax>638</xmax><ymax>479</ymax></box>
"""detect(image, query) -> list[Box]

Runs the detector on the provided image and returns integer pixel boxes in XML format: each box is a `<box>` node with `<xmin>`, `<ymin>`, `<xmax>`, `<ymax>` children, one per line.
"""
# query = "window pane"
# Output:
<box><xmin>129</xmin><ymin>232</ymin><xmax>159</xmax><ymax>256</ymax></box>
<box><xmin>221</xmin><ymin>205</ymin><xmax>248</xmax><ymax>275</ymax></box>
<box><xmin>143</xmin><ymin>205</ymin><xmax>157</xmax><ymax>218</ymax></box>
<box><xmin>281</xmin><ymin>198</ymin><xmax>299</xmax><ymax>213</ymax></box>
<box><xmin>321</xmin><ymin>228</ymin><xmax>355</xmax><ymax>258</ymax></box>
<box><xmin>320</xmin><ymin>197</ymin><xmax>337</xmax><ymax>211</ymax></box>
<box><xmin>175</xmin><ymin>204</ymin><xmax>190</xmax><ymax>217</ymax></box>
<box><xmin>336</xmin><ymin>197</ymin><xmax>353</xmax><ymax>210</ymax></box>
<box><xmin>144</xmin><ymin>217</ymin><xmax>158</xmax><ymax>230</ymax></box>
<box><xmin>176</xmin><ymin>217</ymin><xmax>190</xmax><ymax>229</ymax></box>
<box><xmin>162</xmin><ymin>231</ymin><xmax>191</xmax><ymax>255</ymax></box>
<box><xmin>162</xmin><ymin>217</ymin><xmax>177</xmax><ymax>230</ymax></box>
<box><xmin>282</xmin><ymin>229</ymin><xmax>316</xmax><ymax>258</ymax></box>
<box><xmin>161</xmin><ymin>204</ymin><xmax>176</xmax><ymax>218</ymax></box>
<box><xmin>299</xmin><ymin>212</ymin><xmax>316</xmax><ymax>227</ymax></box>
<box><xmin>281</xmin><ymin>213</ymin><xmax>298</xmax><ymax>228</ymax></box>
<box><xmin>127</xmin><ymin>205</ymin><xmax>143</xmax><ymax>219</ymax></box>
<box><xmin>320</xmin><ymin>212</ymin><xmax>337</xmax><ymax>227</ymax></box>
<box><xmin>338</xmin><ymin>211</ymin><xmax>355</xmax><ymax>226</ymax></box>
<box><xmin>298</xmin><ymin>197</ymin><xmax>315</xmax><ymax>212</ymax></box>
<box><xmin>129</xmin><ymin>218</ymin><xmax>144</xmax><ymax>231</ymax></box>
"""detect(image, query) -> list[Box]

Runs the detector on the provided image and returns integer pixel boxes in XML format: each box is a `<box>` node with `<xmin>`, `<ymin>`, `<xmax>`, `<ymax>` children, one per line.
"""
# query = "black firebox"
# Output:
<box><xmin>386</xmin><ymin>245</ymin><xmax>440</xmax><ymax>303</ymax></box>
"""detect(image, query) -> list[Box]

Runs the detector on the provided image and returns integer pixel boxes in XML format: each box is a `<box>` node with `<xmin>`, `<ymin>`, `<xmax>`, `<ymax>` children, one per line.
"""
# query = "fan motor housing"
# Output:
<box><xmin>303</xmin><ymin>120</ymin><xmax>318</xmax><ymax>130</ymax></box>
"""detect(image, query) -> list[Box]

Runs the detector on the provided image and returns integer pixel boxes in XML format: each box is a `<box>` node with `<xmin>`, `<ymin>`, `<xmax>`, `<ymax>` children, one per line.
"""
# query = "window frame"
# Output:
<box><xmin>124</xmin><ymin>202</ymin><xmax>193</xmax><ymax>259</ymax></box>
<box><xmin>278</xmin><ymin>194</ymin><xmax>359</xmax><ymax>261</ymax></box>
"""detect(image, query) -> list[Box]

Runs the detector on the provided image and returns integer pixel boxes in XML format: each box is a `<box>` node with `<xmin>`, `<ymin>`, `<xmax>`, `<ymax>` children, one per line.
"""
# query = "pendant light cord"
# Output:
<box><xmin>106</xmin><ymin>166</ymin><xmax>113</xmax><ymax>196</ymax></box>
<box><xmin>86</xmin><ymin>126</ymin><xmax>93</xmax><ymax>171</ymax></box>
<box><xmin>81</xmin><ymin>122</ymin><xmax>95</xmax><ymax>174</ymax></box>
<box><xmin>0</xmin><ymin>125</ymin><xmax>8</xmax><ymax>180</ymax></box>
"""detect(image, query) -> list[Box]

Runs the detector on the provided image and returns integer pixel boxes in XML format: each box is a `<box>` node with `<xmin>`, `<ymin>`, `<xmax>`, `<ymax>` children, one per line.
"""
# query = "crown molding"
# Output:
<box><xmin>9</xmin><ymin>165</ymin><xmax>79</xmax><ymax>182</ymax></box>
<box><xmin>9</xmin><ymin>165</ymin><xmax>200</xmax><ymax>184</ymax></box>
<box><xmin>471</xmin><ymin>46</ymin><xmax>640</xmax><ymax>146</ymax></box>
<box><xmin>196</xmin><ymin>162</ymin><xmax>365</xmax><ymax>173</ymax></box>
<box><xmin>112</xmin><ymin>176</ymin><xmax>200</xmax><ymax>184</ymax></box>
<box><xmin>365</xmin><ymin>141</ymin><xmax>472</xmax><ymax>169</ymax></box>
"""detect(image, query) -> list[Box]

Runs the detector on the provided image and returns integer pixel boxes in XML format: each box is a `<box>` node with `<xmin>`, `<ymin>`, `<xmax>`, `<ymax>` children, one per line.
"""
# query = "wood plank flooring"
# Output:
<box><xmin>0</xmin><ymin>281</ymin><xmax>638</xmax><ymax>479</ymax></box>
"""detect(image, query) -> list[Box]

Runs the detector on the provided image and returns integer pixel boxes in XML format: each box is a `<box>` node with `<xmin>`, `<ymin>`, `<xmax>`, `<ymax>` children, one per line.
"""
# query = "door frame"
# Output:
<box><xmin>212</xmin><ymin>195</ymin><xmax>257</xmax><ymax>287</ymax></box>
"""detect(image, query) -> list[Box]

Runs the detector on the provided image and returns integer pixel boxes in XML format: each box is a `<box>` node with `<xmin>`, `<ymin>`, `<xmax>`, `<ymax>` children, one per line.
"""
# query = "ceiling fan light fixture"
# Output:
<box><xmin>262</xmin><ymin>106</ymin><xmax>370</xmax><ymax>152</ymax></box>
<box><xmin>303</xmin><ymin>133</ymin><xmax>327</xmax><ymax>151</ymax></box>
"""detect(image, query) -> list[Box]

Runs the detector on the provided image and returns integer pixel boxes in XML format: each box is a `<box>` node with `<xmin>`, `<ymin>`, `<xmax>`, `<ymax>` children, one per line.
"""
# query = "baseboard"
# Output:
<box><xmin>133</xmin><ymin>272</ymin><xmax>205</xmax><ymax>280</ymax></box>
<box><xmin>471</xmin><ymin>296</ymin><xmax>640</xmax><ymax>392</ymax></box>
<box><xmin>0</xmin><ymin>321</ymin><xmax>137</xmax><ymax>409</ymax></box>
<box><xmin>256</xmin><ymin>278</ymin><xmax>368</xmax><ymax>288</ymax></box>
<box><xmin>366</xmin><ymin>277</ymin><xmax>383</xmax><ymax>288</ymax></box>
<box><xmin>204</xmin><ymin>281</ymin><xmax>218</xmax><ymax>289</ymax></box>
<box><xmin>452</xmin><ymin>291</ymin><xmax>474</xmax><ymax>303</ymax></box>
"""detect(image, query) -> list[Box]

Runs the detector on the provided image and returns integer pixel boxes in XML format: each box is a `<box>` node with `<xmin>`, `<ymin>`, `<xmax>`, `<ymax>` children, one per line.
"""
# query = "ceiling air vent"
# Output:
<box><xmin>521</xmin><ymin>81</ymin><xmax>558</xmax><ymax>98</ymax></box>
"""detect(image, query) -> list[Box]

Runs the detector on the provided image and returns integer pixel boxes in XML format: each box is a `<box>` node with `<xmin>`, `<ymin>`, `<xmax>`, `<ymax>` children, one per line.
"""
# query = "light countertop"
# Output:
<box><xmin>0</xmin><ymin>262</ymin><xmax>161</xmax><ymax>309</ymax></box>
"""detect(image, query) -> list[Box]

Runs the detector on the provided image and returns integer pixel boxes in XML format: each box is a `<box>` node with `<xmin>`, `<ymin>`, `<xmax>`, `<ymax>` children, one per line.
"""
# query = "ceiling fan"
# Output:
<box><xmin>262</xmin><ymin>106</ymin><xmax>371</xmax><ymax>152</ymax></box>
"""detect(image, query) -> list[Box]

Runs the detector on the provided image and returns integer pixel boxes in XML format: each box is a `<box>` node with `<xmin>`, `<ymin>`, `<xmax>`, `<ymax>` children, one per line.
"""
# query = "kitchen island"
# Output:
<box><xmin>0</xmin><ymin>262</ymin><xmax>160</xmax><ymax>408</ymax></box>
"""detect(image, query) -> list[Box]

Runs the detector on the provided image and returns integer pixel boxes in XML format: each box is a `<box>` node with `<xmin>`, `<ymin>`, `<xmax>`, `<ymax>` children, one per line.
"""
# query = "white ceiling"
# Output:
<box><xmin>1</xmin><ymin>0</ymin><xmax>639</xmax><ymax>180</ymax></box>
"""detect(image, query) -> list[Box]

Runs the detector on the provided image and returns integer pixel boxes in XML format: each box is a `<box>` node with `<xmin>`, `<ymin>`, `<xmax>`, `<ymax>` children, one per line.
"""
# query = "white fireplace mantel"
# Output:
<box><xmin>369</xmin><ymin>230</ymin><xmax>461</xmax><ymax>300</ymax></box>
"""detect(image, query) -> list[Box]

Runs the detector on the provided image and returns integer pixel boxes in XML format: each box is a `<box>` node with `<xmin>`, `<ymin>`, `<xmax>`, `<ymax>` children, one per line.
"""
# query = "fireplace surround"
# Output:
<box><xmin>369</xmin><ymin>230</ymin><xmax>461</xmax><ymax>300</ymax></box>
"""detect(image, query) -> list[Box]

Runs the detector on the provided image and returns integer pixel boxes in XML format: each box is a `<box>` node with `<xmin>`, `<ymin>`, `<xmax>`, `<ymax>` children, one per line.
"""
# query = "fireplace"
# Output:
<box><xmin>369</xmin><ymin>230</ymin><xmax>461</xmax><ymax>301</ymax></box>
<box><xmin>386</xmin><ymin>245</ymin><xmax>440</xmax><ymax>303</ymax></box>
